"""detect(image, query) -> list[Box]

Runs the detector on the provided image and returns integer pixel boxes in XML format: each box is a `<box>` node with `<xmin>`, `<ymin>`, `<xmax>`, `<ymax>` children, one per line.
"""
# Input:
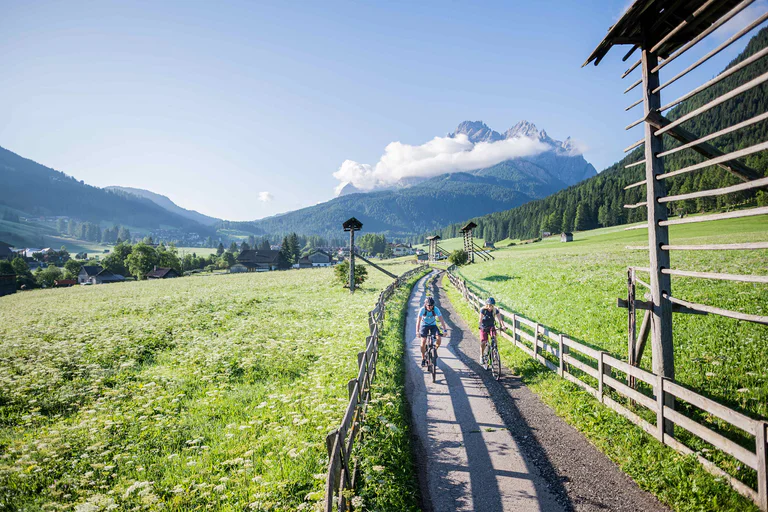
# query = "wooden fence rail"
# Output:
<box><xmin>446</xmin><ymin>270</ymin><xmax>768</xmax><ymax>510</ymax></box>
<box><xmin>323</xmin><ymin>265</ymin><xmax>428</xmax><ymax>512</ymax></box>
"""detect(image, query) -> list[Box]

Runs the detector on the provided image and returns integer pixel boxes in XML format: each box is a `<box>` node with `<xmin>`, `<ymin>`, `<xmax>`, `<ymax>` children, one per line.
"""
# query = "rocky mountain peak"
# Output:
<box><xmin>450</xmin><ymin>121</ymin><xmax>503</xmax><ymax>143</ymax></box>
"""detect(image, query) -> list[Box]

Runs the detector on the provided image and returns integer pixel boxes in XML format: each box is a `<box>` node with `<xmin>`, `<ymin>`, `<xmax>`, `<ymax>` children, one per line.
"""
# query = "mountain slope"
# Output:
<box><xmin>245</xmin><ymin>121</ymin><xmax>596</xmax><ymax>237</ymax></box>
<box><xmin>429</xmin><ymin>27</ymin><xmax>768</xmax><ymax>243</ymax></box>
<box><xmin>0</xmin><ymin>146</ymin><xmax>213</xmax><ymax>234</ymax></box>
<box><xmin>105</xmin><ymin>186</ymin><xmax>220</xmax><ymax>226</ymax></box>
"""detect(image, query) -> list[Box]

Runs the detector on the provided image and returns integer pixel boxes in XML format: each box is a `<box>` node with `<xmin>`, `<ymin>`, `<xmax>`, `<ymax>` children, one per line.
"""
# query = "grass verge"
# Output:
<box><xmin>354</xmin><ymin>272</ymin><xmax>425</xmax><ymax>512</ymax></box>
<box><xmin>442</xmin><ymin>274</ymin><xmax>757</xmax><ymax>512</ymax></box>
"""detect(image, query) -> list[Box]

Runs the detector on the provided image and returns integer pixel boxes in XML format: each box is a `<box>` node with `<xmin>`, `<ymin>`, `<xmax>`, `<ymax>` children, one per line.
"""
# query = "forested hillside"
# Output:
<box><xmin>426</xmin><ymin>28</ymin><xmax>768</xmax><ymax>243</ymax></box>
<box><xmin>0</xmin><ymin>146</ymin><xmax>214</xmax><ymax>235</ymax></box>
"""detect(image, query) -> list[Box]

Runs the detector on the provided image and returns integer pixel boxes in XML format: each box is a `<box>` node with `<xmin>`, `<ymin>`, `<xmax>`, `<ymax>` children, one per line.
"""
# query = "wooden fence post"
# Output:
<box><xmin>558</xmin><ymin>334</ymin><xmax>564</xmax><ymax>377</ymax></box>
<box><xmin>512</xmin><ymin>314</ymin><xmax>517</xmax><ymax>346</ymax></box>
<box><xmin>534</xmin><ymin>323</ymin><xmax>540</xmax><ymax>362</ymax></box>
<box><xmin>347</xmin><ymin>379</ymin><xmax>357</xmax><ymax>401</ymax></box>
<box><xmin>757</xmin><ymin>421</ymin><xmax>767</xmax><ymax>511</ymax></box>
<box><xmin>656</xmin><ymin>374</ymin><xmax>666</xmax><ymax>442</ymax></box>
<box><xmin>598</xmin><ymin>352</ymin><xmax>606</xmax><ymax>402</ymax></box>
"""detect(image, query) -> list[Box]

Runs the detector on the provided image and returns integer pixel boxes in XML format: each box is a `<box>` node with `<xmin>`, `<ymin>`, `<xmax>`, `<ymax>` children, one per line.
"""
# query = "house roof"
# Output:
<box><xmin>81</xmin><ymin>265</ymin><xmax>104</xmax><ymax>276</ymax></box>
<box><xmin>146</xmin><ymin>267</ymin><xmax>177</xmax><ymax>278</ymax></box>
<box><xmin>460</xmin><ymin>222</ymin><xmax>477</xmax><ymax>232</ymax></box>
<box><xmin>237</xmin><ymin>250</ymin><xmax>281</xmax><ymax>264</ymax></box>
<box><xmin>95</xmin><ymin>269</ymin><xmax>124</xmax><ymax>282</ymax></box>
<box><xmin>583</xmin><ymin>0</ymin><xmax>744</xmax><ymax>67</ymax></box>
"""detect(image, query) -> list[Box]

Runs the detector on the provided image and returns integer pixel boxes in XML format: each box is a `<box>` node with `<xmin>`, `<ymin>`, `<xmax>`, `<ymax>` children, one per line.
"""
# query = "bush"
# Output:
<box><xmin>448</xmin><ymin>249</ymin><xmax>469</xmax><ymax>266</ymax></box>
<box><xmin>334</xmin><ymin>261</ymin><xmax>368</xmax><ymax>287</ymax></box>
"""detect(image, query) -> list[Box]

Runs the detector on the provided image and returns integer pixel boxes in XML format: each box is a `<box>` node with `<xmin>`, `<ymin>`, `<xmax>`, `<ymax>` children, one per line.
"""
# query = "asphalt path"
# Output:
<box><xmin>404</xmin><ymin>272</ymin><xmax>668</xmax><ymax>512</ymax></box>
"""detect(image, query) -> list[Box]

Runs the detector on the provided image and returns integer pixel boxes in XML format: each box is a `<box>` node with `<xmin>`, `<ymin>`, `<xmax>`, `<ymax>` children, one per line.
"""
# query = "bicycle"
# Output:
<box><xmin>482</xmin><ymin>328</ymin><xmax>502</xmax><ymax>381</ymax></box>
<box><xmin>425</xmin><ymin>330</ymin><xmax>439</xmax><ymax>382</ymax></box>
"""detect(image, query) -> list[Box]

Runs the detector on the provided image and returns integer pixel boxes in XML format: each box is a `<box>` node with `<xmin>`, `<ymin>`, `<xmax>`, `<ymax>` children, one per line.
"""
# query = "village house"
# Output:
<box><xmin>306</xmin><ymin>249</ymin><xmax>333</xmax><ymax>267</ymax></box>
<box><xmin>54</xmin><ymin>279</ymin><xmax>77</xmax><ymax>287</ymax></box>
<box><xmin>229</xmin><ymin>263</ymin><xmax>248</xmax><ymax>273</ymax></box>
<box><xmin>146</xmin><ymin>267</ymin><xmax>180</xmax><ymax>279</ymax></box>
<box><xmin>78</xmin><ymin>265</ymin><xmax>125</xmax><ymax>284</ymax></box>
<box><xmin>236</xmin><ymin>249</ymin><xmax>282</xmax><ymax>271</ymax></box>
<box><xmin>389</xmin><ymin>243</ymin><xmax>414</xmax><ymax>257</ymax></box>
<box><xmin>561</xmin><ymin>232</ymin><xmax>573</xmax><ymax>243</ymax></box>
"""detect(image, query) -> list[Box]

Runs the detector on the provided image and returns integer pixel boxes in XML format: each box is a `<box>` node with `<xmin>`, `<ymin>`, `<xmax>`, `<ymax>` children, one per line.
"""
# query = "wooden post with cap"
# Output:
<box><xmin>343</xmin><ymin>217</ymin><xmax>363</xmax><ymax>294</ymax></box>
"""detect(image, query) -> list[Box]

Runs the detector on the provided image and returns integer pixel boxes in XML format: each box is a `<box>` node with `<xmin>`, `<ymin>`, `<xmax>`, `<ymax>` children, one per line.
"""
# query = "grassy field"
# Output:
<box><xmin>444</xmin><ymin>216</ymin><xmax>767</xmax><ymax>510</ymax></box>
<box><xmin>0</xmin><ymin>262</ymin><xmax>417</xmax><ymax>510</ymax></box>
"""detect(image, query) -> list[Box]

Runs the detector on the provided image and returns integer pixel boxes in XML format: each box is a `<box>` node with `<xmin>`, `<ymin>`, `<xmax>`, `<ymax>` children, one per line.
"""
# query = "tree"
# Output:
<box><xmin>449</xmin><ymin>249</ymin><xmax>469</xmax><ymax>266</ymax></box>
<box><xmin>56</xmin><ymin>218</ymin><xmax>67</xmax><ymax>234</ymax></box>
<box><xmin>157</xmin><ymin>246</ymin><xmax>182</xmax><ymax>273</ymax></box>
<box><xmin>216</xmin><ymin>243</ymin><xmax>225</xmax><ymax>256</ymax></box>
<box><xmin>64</xmin><ymin>259</ymin><xmax>82</xmax><ymax>279</ymax></box>
<box><xmin>118</xmin><ymin>226</ymin><xmax>132</xmax><ymax>243</ymax></box>
<box><xmin>278</xmin><ymin>236</ymin><xmax>293</xmax><ymax>267</ymax></box>
<box><xmin>259</xmin><ymin>237</ymin><xmax>271</xmax><ymax>251</ymax></box>
<box><xmin>334</xmin><ymin>261</ymin><xmax>368</xmax><ymax>287</ymax></box>
<box><xmin>35</xmin><ymin>266</ymin><xmax>62</xmax><ymax>287</ymax></box>
<box><xmin>102</xmin><ymin>242</ymin><xmax>132</xmax><ymax>276</ymax></box>
<box><xmin>240</xmin><ymin>241</ymin><xmax>251</xmax><ymax>252</ymax></box>
<box><xmin>0</xmin><ymin>260</ymin><xmax>13</xmax><ymax>275</ymax></box>
<box><xmin>125</xmin><ymin>243</ymin><xmax>158</xmax><ymax>280</ymax></box>
<box><xmin>228</xmin><ymin>242</ymin><xmax>238</xmax><ymax>253</ymax></box>
<box><xmin>574</xmin><ymin>203</ymin><xmax>589</xmax><ymax>231</ymax></box>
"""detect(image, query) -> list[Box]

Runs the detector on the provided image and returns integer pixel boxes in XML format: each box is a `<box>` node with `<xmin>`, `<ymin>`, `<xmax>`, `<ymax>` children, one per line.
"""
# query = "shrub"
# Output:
<box><xmin>448</xmin><ymin>249</ymin><xmax>469</xmax><ymax>266</ymax></box>
<box><xmin>334</xmin><ymin>261</ymin><xmax>368</xmax><ymax>287</ymax></box>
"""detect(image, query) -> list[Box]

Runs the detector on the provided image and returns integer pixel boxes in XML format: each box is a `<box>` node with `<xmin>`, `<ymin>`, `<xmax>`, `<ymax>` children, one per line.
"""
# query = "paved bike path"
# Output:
<box><xmin>405</xmin><ymin>272</ymin><xmax>563</xmax><ymax>512</ymax></box>
<box><xmin>404</xmin><ymin>272</ymin><xmax>668</xmax><ymax>512</ymax></box>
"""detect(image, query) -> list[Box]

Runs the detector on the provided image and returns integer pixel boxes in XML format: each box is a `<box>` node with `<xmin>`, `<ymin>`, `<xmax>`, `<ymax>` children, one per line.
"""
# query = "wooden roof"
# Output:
<box><xmin>343</xmin><ymin>217</ymin><xmax>363</xmax><ymax>231</ymax></box>
<box><xmin>460</xmin><ymin>221</ymin><xmax>477</xmax><ymax>232</ymax></box>
<box><xmin>583</xmin><ymin>0</ymin><xmax>745</xmax><ymax>67</ymax></box>
<box><xmin>425</xmin><ymin>235</ymin><xmax>441</xmax><ymax>241</ymax></box>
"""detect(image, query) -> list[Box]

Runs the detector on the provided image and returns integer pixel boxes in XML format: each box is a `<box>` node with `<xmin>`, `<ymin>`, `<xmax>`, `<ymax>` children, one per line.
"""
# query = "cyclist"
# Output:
<box><xmin>416</xmin><ymin>296</ymin><xmax>448</xmax><ymax>367</ymax></box>
<box><xmin>479</xmin><ymin>297</ymin><xmax>505</xmax><ymax>369</ymax></box>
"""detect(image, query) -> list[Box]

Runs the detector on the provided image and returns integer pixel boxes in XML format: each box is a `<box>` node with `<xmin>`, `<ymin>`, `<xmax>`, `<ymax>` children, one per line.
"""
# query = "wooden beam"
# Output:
<box><xmin>645</xmin><ymin>111</ymin><xmax>760</xmax><ymax>182</ymax></box>
<box><xmin>354</xmin><ymin>253</ymin><xmax>397</xmax><ymax>279</ymax></box>
<box><xmin>642</xmin><ymin>47</ymin><xmax>674</xmax><ymax>436</ymax></box>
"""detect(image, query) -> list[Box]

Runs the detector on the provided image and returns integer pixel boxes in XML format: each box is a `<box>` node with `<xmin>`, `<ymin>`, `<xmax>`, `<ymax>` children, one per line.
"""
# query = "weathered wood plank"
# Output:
<box><xmin>663</xmin><ymin>379</ymin><xmax>757</xmax><ymax>435</ymax></box>
<box><xmin>604</xmin><ymin>395</ymin><xmax>658</xmax><ymax>438</ymax></box>
<box><xmin>562</xmin><ymin>353</ymin><xmax>600</xmax><ymax>379</ymax></box>
<box><xmin>562</xmin><ymin>336</ymin><xmax>601</xmax><ymax>360</ymax></box>
<box><xmin>603</xmin><ymin>353</ymin><xmax>656</xmax><ymax>387</ymax></box>
<box><xmin>664</xmin><ymin>406</ymin><xmax>758</xmax><ymax>469</ymax></box>
<box><xmin>604</xmin><ymin>374</ymin><xmax>658</xmax><ymax>411</ymax></box>
<box><xmin>563</xmin><ymin>372</ymin><xmax>600</xmax><ymax>400</ymax></box>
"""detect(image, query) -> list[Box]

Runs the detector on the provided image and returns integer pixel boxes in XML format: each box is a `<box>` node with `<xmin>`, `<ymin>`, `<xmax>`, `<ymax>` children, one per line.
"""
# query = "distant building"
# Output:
<box><xmin>78</xmin><ymin>266</ymin><xmax>103</xmax><ymax>284</ymax></box>
<box><xmin>561</xmin><ymin>232</ymin><xmax>573</xmax><ymax>243</ymax></box>
<box><xmin>297</xmin><ymin>256</ymin><xmax>313</xmax><ymax>269</ymax></box>
<box><xmin>236</xmin><ymin>250</ymin><xmax>282</xmax><ymax>271</ymax></box>
<box><xmin>229</xmin><ymin>263</ymin><xmax>248</xmax><ymax>273</ymax></box>
<box><xmin>78</xmin><ymin>266</ymin><xmax>125</xmax><ymax>284</ymax></box>
<box><xmin>389</xmin><ymin>243</ymin><xmax>414</xmax><ymax>257</ymax></box>
<box><xmin>417</xmin><ymin>253</ymin><xmax>429</xmax><ymax>262</ymax></box>
<box><xmin>484</xmin><ymin>241</ymin><xmax>496</xmax><ymax>249</ymax></box>
<box><xmin>146</xmin><ymin>267</ymin><xmax>180</xmax><ymax>279</ymax></box>
<box><xmin>306</xmin><ymin>250</ymin><xmax>333</xmax><ymax>267</ymax></box>
<box><xmin>54</xmin><ymin>279</ymin><xmax>77</xmax><ymax>287</ymax></box>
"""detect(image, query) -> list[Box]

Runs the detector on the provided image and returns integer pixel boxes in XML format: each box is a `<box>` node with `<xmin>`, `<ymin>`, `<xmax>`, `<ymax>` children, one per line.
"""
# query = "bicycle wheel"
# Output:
<box><xmin>430</xmin><ymin>347</ymin><xmax>437</xmax><ymax>382</ymax></box>
<box><xmin>491</xmin><ymin>343</ymin><xmax>501</xmax><ymax>381</ymax></box>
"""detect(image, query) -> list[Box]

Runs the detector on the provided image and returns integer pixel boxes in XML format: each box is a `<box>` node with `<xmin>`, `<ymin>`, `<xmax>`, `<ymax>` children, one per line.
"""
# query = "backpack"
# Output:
<box><xmin>480</xmin><ymin>307</ymin><xmax>495</xmax><ymax>328</ymax></box>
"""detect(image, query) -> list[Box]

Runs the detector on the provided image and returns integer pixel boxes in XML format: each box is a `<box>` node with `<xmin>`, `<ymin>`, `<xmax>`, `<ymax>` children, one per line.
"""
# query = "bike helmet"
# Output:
<box><xmin>425</xmin><ymin>297</ymin><xmax>435</xmax><ymax>306</ymax></box>
<box><xmin>486</xmin><ymin>297</ymin><xmax>496</xmax><ymax>305</ymax></box>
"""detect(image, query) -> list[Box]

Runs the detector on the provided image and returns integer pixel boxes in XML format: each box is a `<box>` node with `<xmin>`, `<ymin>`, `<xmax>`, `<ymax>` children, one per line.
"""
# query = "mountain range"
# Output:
<box><xmin>243</xmin><ymin>121</ymin><xmax>596</xmax><ymax>237</ymax></box>
<box><xmin>105</xmin><ymin>186</ymin><xmax>220</xmax><ymax>226</ymax></box>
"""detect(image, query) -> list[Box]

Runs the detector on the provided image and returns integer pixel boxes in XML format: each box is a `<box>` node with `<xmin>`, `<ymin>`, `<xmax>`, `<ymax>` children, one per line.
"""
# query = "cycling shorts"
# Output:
<box><xmin>420</xmin><ymin>325</ymin><xmax>440</xmax><ymax>338</ymax></box>
<box><xmin>480</xmin><ymin>326</ymin><xmax>497</xmax><ymax>342</ymax></box>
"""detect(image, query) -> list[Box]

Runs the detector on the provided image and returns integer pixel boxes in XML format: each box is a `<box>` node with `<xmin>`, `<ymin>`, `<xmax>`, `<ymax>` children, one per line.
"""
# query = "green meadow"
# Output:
<box><xmin>0</xmin><ymin>263</ymin><xmax>417</xmax><ymax>511</ymax></box>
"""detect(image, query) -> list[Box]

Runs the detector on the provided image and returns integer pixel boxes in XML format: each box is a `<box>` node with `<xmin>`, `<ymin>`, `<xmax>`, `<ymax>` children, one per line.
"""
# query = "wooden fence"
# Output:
<box><xmin>323</xmin><ymin>265</ymin><xmax>428</xmax><ymax>512</ymax></box>
<box><xmin>447</xmin><ymin>270</ymin><xmax>768</xmax><ymax>510</ymax></box>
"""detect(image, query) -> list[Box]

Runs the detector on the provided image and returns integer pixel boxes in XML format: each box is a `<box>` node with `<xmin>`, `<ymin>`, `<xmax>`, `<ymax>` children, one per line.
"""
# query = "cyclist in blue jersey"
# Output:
<box><xmin>416</xmin><ymin>297</ymin><xmax>449</xmax><ymax>367</ymax></box>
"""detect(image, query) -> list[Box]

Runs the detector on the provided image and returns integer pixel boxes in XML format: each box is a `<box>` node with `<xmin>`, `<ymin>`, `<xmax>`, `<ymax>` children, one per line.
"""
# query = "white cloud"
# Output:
<box><xmin>258</xmin><ymin>191</ymin><xmax>273</xmax><ymax>202</ymax></box>
<box><xmin>333</xmin><ymin>133</ymin><xmax>551</xmax><ymax>194</ymax></box>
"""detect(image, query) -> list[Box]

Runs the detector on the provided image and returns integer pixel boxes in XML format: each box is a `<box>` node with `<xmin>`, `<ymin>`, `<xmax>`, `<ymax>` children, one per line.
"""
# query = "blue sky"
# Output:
<box><xmin>1</xmin><ymin>0</ymin><xmax>765</xmax><ymax>220</ymax></box>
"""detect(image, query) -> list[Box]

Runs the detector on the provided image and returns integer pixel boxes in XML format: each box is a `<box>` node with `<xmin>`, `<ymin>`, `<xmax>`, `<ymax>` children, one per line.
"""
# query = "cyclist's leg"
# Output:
<box><xmin>420</xmin><ymin>336</ymin><xmax>427</xmax><ymax>359</ymax></box>
<box><xmin>435</xmin><ymin>326</ymin><xmax>442</xmax><ymax>349</ymax></box>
